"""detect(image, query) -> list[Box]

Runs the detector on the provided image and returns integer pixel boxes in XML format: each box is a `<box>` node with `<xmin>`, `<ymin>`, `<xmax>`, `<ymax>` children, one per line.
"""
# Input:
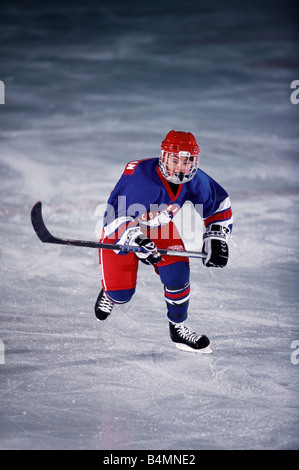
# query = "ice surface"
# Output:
<box><xmin>0</xmin><ymin>0</ymin><xmax>299</xmax><ymax>450</ymax></box>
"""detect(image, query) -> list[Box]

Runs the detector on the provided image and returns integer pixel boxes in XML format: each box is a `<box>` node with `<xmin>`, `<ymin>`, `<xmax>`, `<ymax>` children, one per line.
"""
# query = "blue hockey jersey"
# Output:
<box><xmin>103</xmin><ymin>158</ymin><xmax>233</xmax><ymax>241</ymax></box>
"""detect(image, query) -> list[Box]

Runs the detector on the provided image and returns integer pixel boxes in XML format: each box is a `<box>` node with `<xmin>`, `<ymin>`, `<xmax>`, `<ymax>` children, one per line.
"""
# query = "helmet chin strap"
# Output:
<box><xmin>178</xmin><ymin>172</ymin><xmax>184</xmax><ymax>182</ymax></box>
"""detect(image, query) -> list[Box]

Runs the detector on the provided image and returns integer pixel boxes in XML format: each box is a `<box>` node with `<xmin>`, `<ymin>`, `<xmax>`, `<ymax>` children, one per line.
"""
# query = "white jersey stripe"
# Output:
<box><xmin>104</xmin><ymin>216</ymin><xmax>134</xmax><ymax>238</ymax></box>
<box><xmin>214</xmin><ymin>196</ymin><xmax>231</xmax><ymax>213</ymax></box>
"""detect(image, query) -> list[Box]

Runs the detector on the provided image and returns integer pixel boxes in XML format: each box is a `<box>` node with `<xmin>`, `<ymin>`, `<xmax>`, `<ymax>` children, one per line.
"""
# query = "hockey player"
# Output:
<box><xmin>95</xmin><ymin>130</ymin><xmax>233</xmax><ymax>353</ymax></box>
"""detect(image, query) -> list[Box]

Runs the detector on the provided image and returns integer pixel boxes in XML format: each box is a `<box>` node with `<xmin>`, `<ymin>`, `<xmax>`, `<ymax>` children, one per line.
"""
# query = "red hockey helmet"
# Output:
<box><xmin>159</xmin><ymin>130</ymin><xmax>200</xmax><ymax>184</ymax></box>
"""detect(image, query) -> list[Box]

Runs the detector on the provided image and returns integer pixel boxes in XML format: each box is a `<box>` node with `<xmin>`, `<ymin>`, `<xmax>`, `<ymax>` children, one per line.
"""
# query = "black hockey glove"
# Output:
<box><xmin>134</xmin><ymin>234</ymin><xmax>162</xmax><ymax>266</ymax></box>
<box><xmin>202</xmin><ymin>224</ymin><xmax>229</xmax><ymax>268</ymax></box>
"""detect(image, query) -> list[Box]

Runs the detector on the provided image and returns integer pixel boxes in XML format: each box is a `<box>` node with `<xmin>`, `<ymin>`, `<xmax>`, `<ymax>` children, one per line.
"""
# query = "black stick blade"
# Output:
<box><xmin>30</xmin><ymin>201</ymin><xmax>107</xmax><ymax>248</ymax></box>
<box><xmin>31</xmin><ymin>201</ymin><xmax>57</xmax><ymax>243</ymax></box>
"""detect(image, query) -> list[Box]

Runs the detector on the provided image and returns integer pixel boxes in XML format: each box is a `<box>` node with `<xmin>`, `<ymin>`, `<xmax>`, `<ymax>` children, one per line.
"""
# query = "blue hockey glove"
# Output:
<box><xmin>117</xmin><ymin>226</ymin><xmax>162</xmax><ymax>265</ymax></box>
<box><xmin>202</xmin><ymin>224</ymin><xmax>229</xmax><ymax>268</ymax></box>
<box><xmin>134</xmin><ymin>234</ymin><xmax>162</xmax><ymax>265</ymax></box>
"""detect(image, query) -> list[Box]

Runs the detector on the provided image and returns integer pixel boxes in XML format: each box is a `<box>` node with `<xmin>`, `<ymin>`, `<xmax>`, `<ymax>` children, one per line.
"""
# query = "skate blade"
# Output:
<box><xmin>174</xmin><ymin>343</ymin><xmax>213</xmax><ymax>354</ymax></box>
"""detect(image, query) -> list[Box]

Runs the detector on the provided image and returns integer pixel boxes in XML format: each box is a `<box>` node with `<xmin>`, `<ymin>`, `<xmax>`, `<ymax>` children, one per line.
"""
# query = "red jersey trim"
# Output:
<box><xmin>157</xmin><ymin>166</ymin><xmax>183</xmax><ymax>202</ymax></box>
<box><xmin>204</xmin><ymin>208</ymin><xmax>232</xmax><ymax>227</ymax></box>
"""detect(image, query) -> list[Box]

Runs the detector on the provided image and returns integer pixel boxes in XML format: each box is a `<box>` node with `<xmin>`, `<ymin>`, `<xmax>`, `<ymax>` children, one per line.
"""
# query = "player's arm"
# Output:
<box><xmin>202</xmin><ymin>223</ymin><xmax>230</xmax><ymax>268</ymax></box>
<box><xmin>191</xmin><ymin>172</ymin><xmax>233</xmax><ymax>268</ymax></box>
<box><xmin>202</xmin><ymin>191</ymin><xmax>232</xmax><ymax>268</ymax></box>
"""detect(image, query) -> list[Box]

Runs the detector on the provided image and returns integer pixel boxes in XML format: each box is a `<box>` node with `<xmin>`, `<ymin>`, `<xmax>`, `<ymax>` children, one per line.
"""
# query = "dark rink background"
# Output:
<box><xmin>0</xmin><ymin>0</ymin><xmax>298</xmax><ymax>450</ymax></box>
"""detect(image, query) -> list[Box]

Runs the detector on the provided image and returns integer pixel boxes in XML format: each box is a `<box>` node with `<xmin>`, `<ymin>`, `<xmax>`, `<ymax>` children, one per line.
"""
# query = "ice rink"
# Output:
<box><xmin>0</xmin><ymin>0</ymin><xmax>299</xmax><ymax>450</ymax></box>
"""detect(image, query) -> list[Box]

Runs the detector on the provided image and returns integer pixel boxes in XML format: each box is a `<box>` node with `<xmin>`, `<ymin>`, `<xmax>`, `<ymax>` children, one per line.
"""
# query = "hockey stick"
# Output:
<box><xmin>31</xmin><ymin>201</ymin><xmax>207</xmax><ymax>259</ymax></box>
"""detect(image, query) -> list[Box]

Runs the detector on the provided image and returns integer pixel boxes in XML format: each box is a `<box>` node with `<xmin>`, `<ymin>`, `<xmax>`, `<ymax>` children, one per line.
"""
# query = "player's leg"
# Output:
<box><xmin>157</xmin><ymin>260</ymin><xmax>211</xmax><ymax>353</ymax></box>
<box><xmin>95</xmin><ymin>246</ymin><xmax>138</xmax><ymax>320</ymax></box>
<box><xmin>157</xmin><ymin>261</ymin><xmax>190</xmax><ymax>323</ymax></box>
<box><xmin>152</xmin><ymin>221</ymin><xmax>190</xmax><ymax>323</ymax></box>
<box><xmin>155</xmin><ymin>223</ymin><xmax>212</xmax><ymax>353</ymax></box>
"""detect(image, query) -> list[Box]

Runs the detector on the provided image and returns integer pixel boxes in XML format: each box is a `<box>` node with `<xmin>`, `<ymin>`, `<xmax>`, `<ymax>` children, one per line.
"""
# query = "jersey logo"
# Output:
<box><xmin>123</xmin><ymin>159</ymin><xmax>144</xmax><ymax>175</ymax></box>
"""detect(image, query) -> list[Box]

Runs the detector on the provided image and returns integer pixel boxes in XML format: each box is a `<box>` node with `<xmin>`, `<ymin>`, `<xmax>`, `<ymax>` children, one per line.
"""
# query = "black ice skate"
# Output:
<box><xmin>94</xmin><ymin>289</ymin><xmax>114</xmax><ymax>320</ymax></box>
<box><xmin>169</xmin><ymin>321</ymin><xmax>212</xmax><ymax>353</ymax></box>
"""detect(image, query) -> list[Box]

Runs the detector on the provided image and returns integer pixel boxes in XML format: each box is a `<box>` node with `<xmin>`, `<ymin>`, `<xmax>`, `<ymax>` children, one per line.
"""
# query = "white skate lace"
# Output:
<box><xmin>174</xmin><ymin>323</ymin><xmax>202</xmax><ymax>344</ymax></box>
<box><xmin>98</xmin><ymin>292</ymin><xmax>114</xmax><ymax>313</ymax></box>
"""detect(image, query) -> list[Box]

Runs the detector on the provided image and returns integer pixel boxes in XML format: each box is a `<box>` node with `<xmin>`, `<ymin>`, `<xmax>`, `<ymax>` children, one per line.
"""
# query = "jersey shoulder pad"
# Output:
<box><xmin>123</xmin><ymin>159</ymin><xmax>149</xmax><ymax>175</ymax></box>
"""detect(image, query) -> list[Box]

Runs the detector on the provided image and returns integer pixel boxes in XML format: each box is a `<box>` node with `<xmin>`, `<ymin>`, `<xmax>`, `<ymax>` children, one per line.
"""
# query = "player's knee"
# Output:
<box><xmin>106</xmin><ymin>287</ymin><xmax>135</xmax><ymax>304</ymax></box>
<box><xmin>158</xmin><ymin>261</ymin><xmax>190</xmax><ymax>288</ymax></box>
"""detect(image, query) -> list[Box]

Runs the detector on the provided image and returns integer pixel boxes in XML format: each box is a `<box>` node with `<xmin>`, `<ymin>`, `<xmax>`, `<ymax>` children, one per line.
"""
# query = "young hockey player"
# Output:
<box><xmin>95</xmin><ymin>130</ymin><xmax>233</xmax><ymax>353</ymax></box>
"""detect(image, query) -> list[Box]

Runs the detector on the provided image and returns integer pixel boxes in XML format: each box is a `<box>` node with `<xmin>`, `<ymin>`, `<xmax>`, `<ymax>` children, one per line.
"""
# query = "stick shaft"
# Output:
<box><xmin>31</xmin><ymin>202</ymin><xmax>207</xmax><ymax>259</ymax></box>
